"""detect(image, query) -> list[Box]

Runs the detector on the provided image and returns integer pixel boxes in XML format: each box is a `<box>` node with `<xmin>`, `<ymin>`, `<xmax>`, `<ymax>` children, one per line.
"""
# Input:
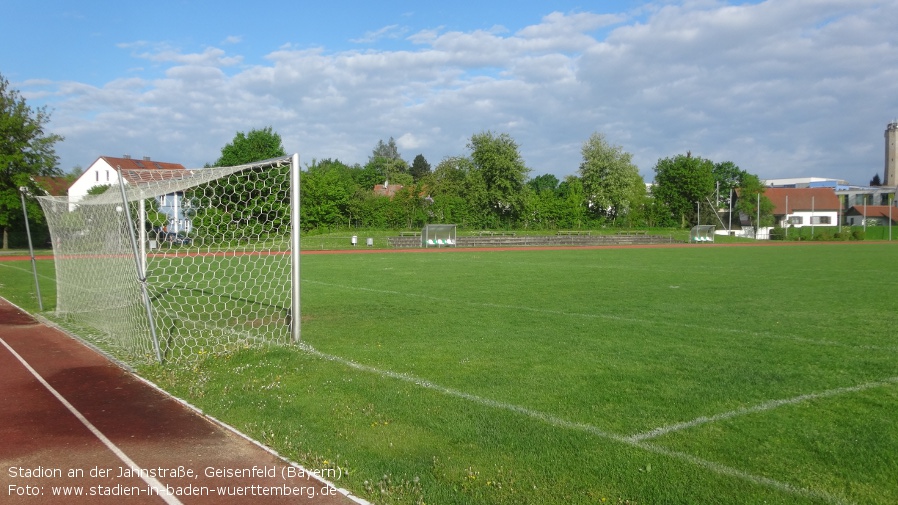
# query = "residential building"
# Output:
<box><xmin>764</xmin><ymin>187</ymin><xmax>841</xmax><ymax>228</ymax></box>
<box><xmin>68</xmin><ymin>155</ymin><xmax>192</xmax><ymax>233</ymax></box>
<box><xmin>844</xmin><ymin>205</ymin><xmax>898</xmax><ymax>226</ymax></box>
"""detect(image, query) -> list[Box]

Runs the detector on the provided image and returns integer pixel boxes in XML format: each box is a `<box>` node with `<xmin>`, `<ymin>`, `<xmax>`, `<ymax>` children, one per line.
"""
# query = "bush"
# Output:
<box><xmin>814</xmin><ymin>229</ymin><xmax>834</xmax><ymax>241</ymax></box>
<box><xmin>833</xmin><ymin>231</ymin><xmax>851</xmax><ymax>241</ymax></box>
<box><xmin>852</xmin><ymin>229</ymin><xmax>866</xmax><ymax>241</ymax></box>
<box><xmin>769</xmin><ymin>227</ymin><xmax>786</xmax><ymax>240</ymax></box>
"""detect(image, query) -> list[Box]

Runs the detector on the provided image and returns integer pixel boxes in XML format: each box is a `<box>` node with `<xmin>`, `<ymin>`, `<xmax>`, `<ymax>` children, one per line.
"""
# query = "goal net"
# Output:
<box><xmin>37</xmin><ymin>154</ymin><xmax>301</xmax><ymax>364</ymax></box>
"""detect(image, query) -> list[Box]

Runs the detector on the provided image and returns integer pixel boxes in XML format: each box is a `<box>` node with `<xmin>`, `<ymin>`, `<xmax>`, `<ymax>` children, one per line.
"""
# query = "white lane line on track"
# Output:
<box><xmin>299</xmin><ymin>343</ymin><xmax>851</xmax><ymax>505</ymax></box>
<box><xmin>628</xmin><ymin>376</ymin><xmax>898</xmax><ymax>442</ymax></box>
<box><xmin>0</xmin><ymin>336</ymin><xmax>182</xmax><ymax>505</ymax></box>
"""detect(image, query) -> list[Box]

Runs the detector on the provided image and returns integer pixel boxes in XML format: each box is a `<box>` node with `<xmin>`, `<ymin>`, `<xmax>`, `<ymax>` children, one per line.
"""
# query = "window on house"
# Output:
<box><xmin>789</xmin><ymin>216</ymin><xmax>802</xmax><ymax>225</ymax></box>
<box><xmin>95</xmin><ymin>171</ymin><xmax>99</xmax><ymax>182</ymax></box>
<box><xmin>811</xmin><ymin>216</ymin><xmax>831</xmax><ymax>225</ymax></box>
<box><xmin>106</xmin><ymin>170</ymin><xmax>110</xmax><ymax>181</ymax></box>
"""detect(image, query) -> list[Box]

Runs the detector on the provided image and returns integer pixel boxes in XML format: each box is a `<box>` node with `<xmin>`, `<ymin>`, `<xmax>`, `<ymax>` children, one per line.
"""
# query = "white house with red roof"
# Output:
<box><xmin>764</xmin><ymin>187</ymin><xmax>842</xmax><ymax>228</ymax></box>
<box><xmin>844</xmin><ymin>205</ymin><xmax>898</xmax><ymax>226</ymax></box>
<box><xmin>68</xmin><ymin>155</ymin><xmax>192</xmax><ymax>233</ymax></box>
<box><xmin>68</xmin><ymin>155</ymin><xmax>187</xmax><ymax>202</ymax></box>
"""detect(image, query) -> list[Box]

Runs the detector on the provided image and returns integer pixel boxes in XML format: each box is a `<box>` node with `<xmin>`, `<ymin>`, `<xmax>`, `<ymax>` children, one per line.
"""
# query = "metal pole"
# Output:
<box><xmin>785</xmin><ymin>195</ymin><xmax>789</xmax><ymax>238</ymax></box>
<box><xmin>728</xmin><ymin>189</ymin><xmax>732</xmax><ymax>233</ymax></box>
<box><xmin>756</xmin><ymin>193</ymin><xmax>760</xmax><ymax>239</ymax></box>
<box><xmin>139</xmin><ymin>199</ymin><xmax>147</xmax><ymax>278</ymax></box>
<box><xmin>19</xmin><ymin>188</ymin><xmax>43</xmax><ymax>311</ymax></box>
<box><xmin>290</xmin><ymin>153</ymin><xmax>302</xmax><ymax>343</ymax></box>
<box><xmin>811</xmin><ymin>196</ymin><xmax>815</xmax><ymax>238</ymax></box>
<box><xmin>117</xmin><ymin>168</ymin><xmax>162</xmax><ymax>363</ymax></box>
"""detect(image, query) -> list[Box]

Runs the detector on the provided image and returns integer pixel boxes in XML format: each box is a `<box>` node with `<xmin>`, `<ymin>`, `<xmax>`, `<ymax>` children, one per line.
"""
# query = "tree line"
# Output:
<box><xmin>291</xmin><ymin>131</ymin><xmax>771</xmax><ymax>232</ymax></box>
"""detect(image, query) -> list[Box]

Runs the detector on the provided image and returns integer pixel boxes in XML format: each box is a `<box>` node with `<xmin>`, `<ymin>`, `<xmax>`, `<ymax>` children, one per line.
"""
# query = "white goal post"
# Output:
<box><xmin>37</xmin><ymin>154</ymin><xmax>301</xmax><ymax>364</ymax></box>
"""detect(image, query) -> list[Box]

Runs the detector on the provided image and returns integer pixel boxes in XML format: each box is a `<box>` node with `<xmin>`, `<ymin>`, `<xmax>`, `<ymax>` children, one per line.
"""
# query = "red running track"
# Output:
<box><xmin>0</xmin><ymin>297</ymin><xmax>364</xmax><ymax>505</ymax></box>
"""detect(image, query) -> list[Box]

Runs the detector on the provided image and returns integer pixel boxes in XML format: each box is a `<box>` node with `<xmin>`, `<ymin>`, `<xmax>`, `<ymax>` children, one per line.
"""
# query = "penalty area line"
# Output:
<box><xmin>0</xmin><ymin>336</ymin><xmax>183</xmax><ymax>505</ymax></box>
<box><xmin>628</xmin><ymin>376</ymin><xmax>898</xmax><ymax>443</ymax></box>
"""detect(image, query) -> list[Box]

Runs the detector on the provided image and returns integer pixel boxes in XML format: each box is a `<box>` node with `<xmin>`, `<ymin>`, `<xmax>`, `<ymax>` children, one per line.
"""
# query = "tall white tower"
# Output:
<box><xmin>885</xmin><ymin>121</ymin><xmax>898</xmax><ymax>186</ymax></box>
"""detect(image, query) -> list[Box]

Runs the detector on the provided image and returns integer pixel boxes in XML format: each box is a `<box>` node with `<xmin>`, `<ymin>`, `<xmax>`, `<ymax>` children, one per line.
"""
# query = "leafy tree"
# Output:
<box><xmin>652</xmin><ymin>152</ymin><xmax>715</xmax><ymax>227</ymax></box>
<box><xmin>365</xmin><ymin>137</ymin><xmax>410</xmax><ymax>187</ymax></box>
<box><xmin>578</xmin><ymin>132</ymin><xmax>645</xmax><ymax>224</ymax></box>
<box><xmin>711</xmin><ymin>161</ymin><xmax>744</xmax><ymax>208</ymax></box>
<box><xmin>365</xmin><ymin>156</ymin><xmax>411</xmax><ymax>187</ymax></box>
<box><xmin>527</xmin><ymin>173</ymin><xmax>560</xmax><ymax>194</ymax></box>
<box><xmin>1</xmin><ymin>73</ymin><xmax>64</xmax><ymax>249</ymax></box>
<box><xmin>86</xmin><ymin>184</ymin><xmax>111</xmax><ymax>195</ymax></box>
<box><xmin>410</xmin><ymin>154</ymin><xmax>431</xmax><ymax>182</ymax></box>
<box><xmin>424</xmin><ymin>156</ymin><xmax>472</xmax><ymax>198</ymax></box>
<box><xmin>557</xmin><ymin>176</ymin><xmax>589</xmax><ymax>228</ymax></box>
<box><xmin>194</xmin><ymin>127</ymin><xmax>288</xmax><ymax>239</ymax></box>
<box><xmin>735</xmin><ymin>172</ymin><xmax>775</xmax><ymax>228</ymax></box>
<box><xmin>300</xmin><ymin>160</ymin><xmax>356</xmax><ymax>230</ymax></box>
<box><xmin>370</xmin><ymin>137</ymin><xmax>402</xmax><ymax>161</ymax></box>
<box><xmin>468</xmin><ymin>131</ymin><xmax>530</xmax><ymax>226</ymax></box>
<box><xmin>212</xmin><ymin>126</ymin><xmax>286</xmax><ymax>167</ymax></box>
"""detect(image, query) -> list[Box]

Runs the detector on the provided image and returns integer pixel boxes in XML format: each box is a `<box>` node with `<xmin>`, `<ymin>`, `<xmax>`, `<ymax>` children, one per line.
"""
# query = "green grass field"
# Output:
<box><xmin>2</xmin><ymin>242</ymin><xmax>897</xmax><ymax>504</ymax></box>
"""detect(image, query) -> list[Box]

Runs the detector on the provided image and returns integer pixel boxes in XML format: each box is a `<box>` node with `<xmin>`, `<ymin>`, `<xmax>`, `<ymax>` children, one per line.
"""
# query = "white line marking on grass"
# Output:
<box><xmin>0</xmin><ymin>336</ymin><xmax>183</xmax><ymax>505</ymax></box>
<box><xmin>299</xmin><ymin>343</ymin><xmax>852</xmax><ymax>505</ymax></box>
<box><xmin>307</xmin><ymin>280</ymin><xmax>898</xmax><ymax>353</ymax></box>
<box><xmin>628</xmin><ymin>376</ymin><xmax>898</xmax><ymax>442</ymax></box>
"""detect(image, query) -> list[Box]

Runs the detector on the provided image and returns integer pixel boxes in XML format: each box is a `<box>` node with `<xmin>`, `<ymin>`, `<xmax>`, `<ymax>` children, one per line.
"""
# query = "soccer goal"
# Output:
<box><xmin>37</xmin><ymin>154</ymin><xmax>301</xmax><ymax>364</ymax></box>
<box><xmin>422</xmin><ymin>224</ymin><xmax>457</xmax><ymax>247</ymax></box>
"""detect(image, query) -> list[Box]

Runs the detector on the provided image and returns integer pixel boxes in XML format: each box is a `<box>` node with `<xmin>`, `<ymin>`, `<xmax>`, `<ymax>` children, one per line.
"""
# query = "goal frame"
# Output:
<box><xmin>37</xmin><ymin>154</ymin><xmax>302</xmax><ymax>364</ymax></box>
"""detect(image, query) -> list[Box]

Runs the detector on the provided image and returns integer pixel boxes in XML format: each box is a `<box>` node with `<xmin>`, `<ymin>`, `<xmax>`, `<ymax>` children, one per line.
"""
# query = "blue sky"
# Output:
<box><xmin>3</xmin><ymin>0</ymin><xmax>897</xmax><ymax>184</ymax></box>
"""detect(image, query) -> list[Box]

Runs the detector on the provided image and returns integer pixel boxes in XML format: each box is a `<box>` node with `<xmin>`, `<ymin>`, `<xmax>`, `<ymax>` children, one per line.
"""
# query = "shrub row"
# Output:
<box><xmin>769</xmin><ymin>227</ymin><xmax>865</xmax><ymax>241</ymax></box>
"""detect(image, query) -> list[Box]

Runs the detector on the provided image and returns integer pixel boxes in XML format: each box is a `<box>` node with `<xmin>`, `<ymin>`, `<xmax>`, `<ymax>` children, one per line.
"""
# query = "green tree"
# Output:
<box><xmin>370</xmin><ymin>137</ymin><xmax>401</xmax><ymax>161</ymax></box>
<box><xmin>212</xmin><ymin>126</ymin><xmax>286</xmax><ymax>167</ymax></box>
<box><xmin>735</xmin><ymin>173</ymin><xmax>775</xmax><ymax>228</ymax></box>
<box><xmin>652</xmin><ymin>152</ymin><xmax>715</xmax><ymax>227</ymax></box>
<box><xmin>468</xmin><ymin>131</ymin><xmax>529</xmax><ymax>226</ymax></box>
<box><xmin>578</xmin><ymin>132</ymin><xmax>645</xmax><ymax>224</ymax></box>
<box><xmin>300</xmin><ymin>159</ymin><xmax>356</xmax><ymax>230</ymax></box>
<box><xmin>557</xmin><ymin>176</ymin><xmax>589</xmax><ymax>228</ymax></box>
<box><xmin>410</xmin><ymin>154</ymin><xmax>431</xmax><ymax>182</ymax></box>
<box><xmin>527</xmin><ymin>173</ymin><xmax>560</xmax><ymax>194</ymax></box>
<box><xmin>0</xmin><ymin>73</ymin><xmax>64</xmax><ymax>249</ymax></box>
<box><xmin>711</xmin><ymin>160</ymin><xmax>747</xmax><ymax>209</ymax></box>
<box><xmin>365</xmin><ymin>156</ymin><xmax>411</xmax><ymax>187</ymax></box>
<box><xmin>364</xmin><ymin>137</ymin><xmax>410</xmax><ymax>187</ymax></box>
<box><xmin>194</xmin><ymin>127</ymin><xmax>289</xmax><ymax>239</ymax></box>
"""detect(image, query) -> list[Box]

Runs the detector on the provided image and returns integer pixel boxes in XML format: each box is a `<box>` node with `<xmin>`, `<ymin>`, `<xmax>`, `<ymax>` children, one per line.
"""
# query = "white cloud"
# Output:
<box><xmin>350</xmin><ymin>24</ymin><xmax>409</xmax><ymax>44</ymax></box>
<box><xmin>33</xmin><ymin>2</ymin><xmax>898</xmax><ymax>185</ymax></box>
